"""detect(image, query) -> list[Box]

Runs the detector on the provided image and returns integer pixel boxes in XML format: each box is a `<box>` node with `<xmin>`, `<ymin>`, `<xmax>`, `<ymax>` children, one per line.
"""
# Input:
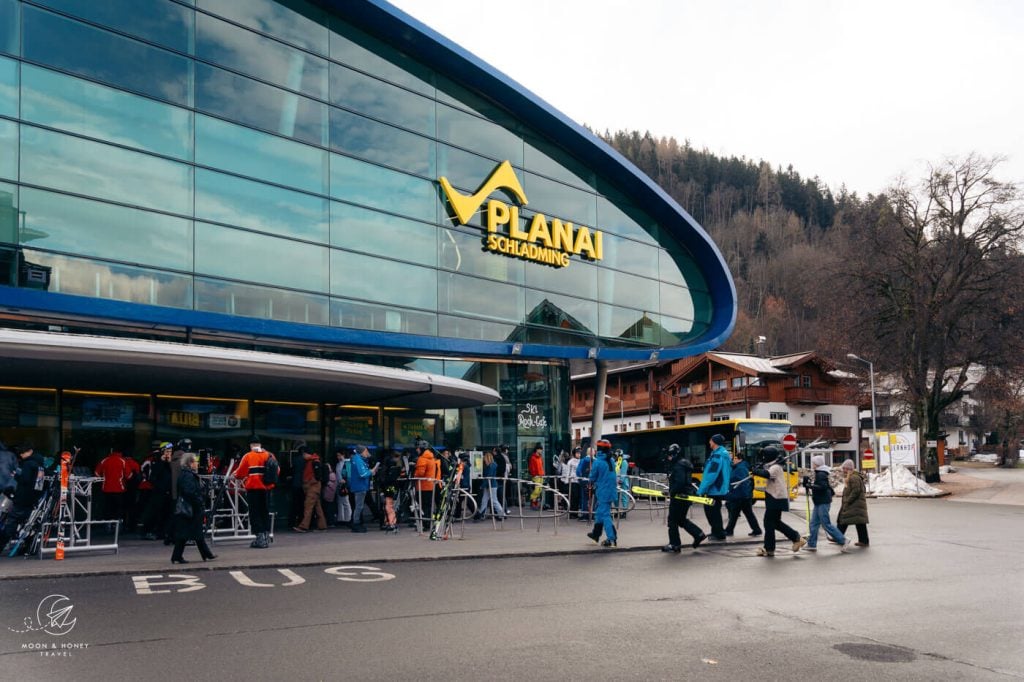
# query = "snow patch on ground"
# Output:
<box><xmin>970</xmin><ymin>453</ymin><xmax>999</xmax><ymax>463</ymax></box>
<box><xmin>867</xmin><ymin>464</ymin><xmax>944</xmax><ymax>497</ymax></box>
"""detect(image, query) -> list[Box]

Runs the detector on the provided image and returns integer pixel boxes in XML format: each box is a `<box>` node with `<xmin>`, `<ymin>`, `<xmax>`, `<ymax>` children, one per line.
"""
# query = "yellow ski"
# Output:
<box><xmin>631</xmin><ymin>486</ymin><xmax>713</xmax><ymax>505</ymax></box>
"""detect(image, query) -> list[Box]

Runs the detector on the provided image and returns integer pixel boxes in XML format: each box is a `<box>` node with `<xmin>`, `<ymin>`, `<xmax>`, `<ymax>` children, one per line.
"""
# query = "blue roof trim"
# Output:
<box><xmin>317</xmin><ymin>0</ymin><xmax>736</xmax><ymax>360</ymax></box>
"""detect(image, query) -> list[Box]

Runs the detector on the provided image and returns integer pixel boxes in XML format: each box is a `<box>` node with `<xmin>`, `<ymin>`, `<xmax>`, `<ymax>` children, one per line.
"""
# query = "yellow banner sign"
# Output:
<box><xmin>440</xmin><ymin>161</ymin><xmax>603</xmax><ymax>269</ymax></box>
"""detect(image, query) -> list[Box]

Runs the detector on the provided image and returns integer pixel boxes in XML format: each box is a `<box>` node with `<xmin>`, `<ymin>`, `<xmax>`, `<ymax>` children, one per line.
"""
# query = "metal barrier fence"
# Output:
<box><xmin>39</xmin><ymin>475</ymin><xmax>119</xmax><ymax>558</ymax></box>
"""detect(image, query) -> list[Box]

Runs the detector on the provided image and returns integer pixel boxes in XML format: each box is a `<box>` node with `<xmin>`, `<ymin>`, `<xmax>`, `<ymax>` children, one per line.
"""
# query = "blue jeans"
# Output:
<box><xmin>807</xmin><ymin>502</ymin><xmax>845</xmax><ymax>547</ymax></box>
<box><xmin>352</xmin><ymin>491</ymin><xmax>366</xmax><ymax>528</ymax></box>
<box><xmin>594</xmin><ymin>498</ymin><xmax>616</xmax><ymax>542</ymax></box>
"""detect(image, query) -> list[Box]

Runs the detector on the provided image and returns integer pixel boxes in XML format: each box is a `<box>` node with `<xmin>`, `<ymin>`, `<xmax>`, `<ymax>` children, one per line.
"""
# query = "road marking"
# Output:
<box><xmin>324</xmin><ymin>566</ymin><xmax>396</xmax><ymax>582</ymax></box>
<box><xmin>228</xmin><ymin>569</ymin><xmax>305</xmax><ymax>587</ymax></box>
<box><xmin>132</xmin><ymin>574</ymin><xmax>206</xmax><ymax>595</ymax></box>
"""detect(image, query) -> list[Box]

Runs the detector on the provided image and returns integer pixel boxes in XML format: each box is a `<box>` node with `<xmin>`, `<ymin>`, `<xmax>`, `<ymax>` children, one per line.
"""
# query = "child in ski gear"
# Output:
<box><xmin>752</xmin><ymin>446</ymin><xmax>804</xmax><ymax>556</ymax></box>
<box><xmin>803</xmin><ymin>455</ymin><xmax>849</xmax><ymax>552</ymax></box>
<box><xmin>662</xmin><ymin>443</ymin><xmax>707</xmax><ymax>552</ymax></box>
<box><xmin>697</xmin><ymin>434</ymin><xmax>731</xmax><ymax>540</ymax></box>
<box><xmin>379</xmin><ymin>450</ymin><xmax>404</xmax><ymax>532</ymax></box>
<box><xmin>586</xmin><ymin>440</ymin><xmax>618</xmax><ymax>547</ymax></box>
<box><xmin>837</xmin><ymin>459</ymin><xmax>869</xmax><ymax>546</ymax></box>
<box><xmin>725</xmin><ymin>452</ymin><xmax>762</xmax><ymax>537</ymax></box>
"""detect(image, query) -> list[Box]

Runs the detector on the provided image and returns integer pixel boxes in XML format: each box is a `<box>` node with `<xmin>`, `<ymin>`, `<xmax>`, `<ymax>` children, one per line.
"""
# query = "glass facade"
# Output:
<box><xmin>0</xmin><ymin>0</ymin><xmax>714</xmax><ymax>353</ymax></box>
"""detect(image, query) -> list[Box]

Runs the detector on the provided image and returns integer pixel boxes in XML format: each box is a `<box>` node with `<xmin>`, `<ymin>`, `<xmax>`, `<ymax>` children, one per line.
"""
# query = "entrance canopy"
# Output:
<box><xmin>0</xmin><ymin>329</ymin><xmax>499</xmax><ymax>409</ymax></box>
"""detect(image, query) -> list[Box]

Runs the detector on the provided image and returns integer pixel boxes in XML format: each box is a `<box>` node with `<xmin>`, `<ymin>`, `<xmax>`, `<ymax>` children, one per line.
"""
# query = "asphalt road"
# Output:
<box><xmin>2</xmin><ymin>497</ymin><xmax>1022</xmax><ymax>681</ymax></box>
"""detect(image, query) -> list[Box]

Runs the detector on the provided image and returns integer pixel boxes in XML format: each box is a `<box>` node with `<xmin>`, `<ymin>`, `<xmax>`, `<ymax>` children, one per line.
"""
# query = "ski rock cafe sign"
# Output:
<box><xmin>440</xmin><ymin>161</ymin><xmax>604</xmax><ymax>269</ymax></box>
<box><xmin>517</xmin><ymin>403</ymin><xmax>547</xmax><ymax>435</ymax></box>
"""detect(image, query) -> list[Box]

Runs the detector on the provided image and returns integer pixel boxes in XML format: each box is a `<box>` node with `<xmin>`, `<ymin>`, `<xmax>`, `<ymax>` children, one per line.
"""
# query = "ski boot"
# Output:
<box><xmin>586</xmin><ymin>523</ymin><xmax>603</xmax><ymax>544</ymax></box>
<box><xmin>254</xmin><ymin>532</ymin><xmax>270</xmax><ymax>549</ymax></box>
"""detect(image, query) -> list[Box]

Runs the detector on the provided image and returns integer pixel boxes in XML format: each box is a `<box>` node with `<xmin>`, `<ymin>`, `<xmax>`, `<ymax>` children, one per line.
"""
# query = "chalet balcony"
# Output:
<box><xmin>571</xmin><ymin>393</ymin><xmax>655</xmax><ymax>419</ymax></box>
<box><xmin>784</xmin><ymin>386</ymin><xmax>838</xmax><ymax>404</ymax></box>
<box><xmin>659</xmin><ymin>385</ymin><xmax>769</xmax><ymax>412</ymax></box>
<box><xmin>860</xmin><ymin>415</ymin><xmax>900</xmax><ymax>431</ymax></box>
<box><xmin>792</xmin><ymin>425</ymin><xmax>852</xmax><ymax>443</ymax></box>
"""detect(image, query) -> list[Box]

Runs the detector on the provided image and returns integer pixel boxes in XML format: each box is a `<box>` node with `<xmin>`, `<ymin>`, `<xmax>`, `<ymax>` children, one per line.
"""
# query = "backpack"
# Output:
<box><xmin>262</xmin><ymin>454</ymin><xmax>280</xmax><ymax>486</ymax></box>
<box><xmin>312</xmin><ymin>458</ymin><xmax>323</xmax><ymax>482</ymax></box>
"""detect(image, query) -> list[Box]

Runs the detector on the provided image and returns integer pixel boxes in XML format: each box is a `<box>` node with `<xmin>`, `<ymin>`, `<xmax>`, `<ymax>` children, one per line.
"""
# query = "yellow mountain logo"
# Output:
<box><xmin>439</xmin><ymin>160</ymin><xmax>527</xmax><ymax>225</ymax></box>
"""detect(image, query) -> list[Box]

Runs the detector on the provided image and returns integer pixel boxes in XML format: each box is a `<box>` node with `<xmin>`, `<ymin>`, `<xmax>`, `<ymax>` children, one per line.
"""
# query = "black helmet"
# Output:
<box><xmin>759</xmin><ymin>445</ymin><xmax>780</xmax><ymax>463</ymax></box>
<box><xmin>667</xmin><ymin>443</ymin><xmax>681</xmax><ymax>457</ymax></box>
<box><xmin>177</xmin><ymin>438</ymin><xmax>194</xmax><ymax>451</ymax></box>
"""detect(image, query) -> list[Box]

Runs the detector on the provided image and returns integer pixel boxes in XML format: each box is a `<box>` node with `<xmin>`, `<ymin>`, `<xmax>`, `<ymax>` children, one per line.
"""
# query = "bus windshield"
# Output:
<box><xmin>736</xmin><ymin>422</ymin><xmax>792</xmax><ymax>462</ymax></box>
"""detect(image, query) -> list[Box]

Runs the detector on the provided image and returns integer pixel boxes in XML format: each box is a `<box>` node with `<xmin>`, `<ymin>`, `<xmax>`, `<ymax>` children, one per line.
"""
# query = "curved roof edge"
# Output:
<box><xmin>324</xmin><ymin>0</ymin><xmax>737</xmax><ymax>360</ymax></box>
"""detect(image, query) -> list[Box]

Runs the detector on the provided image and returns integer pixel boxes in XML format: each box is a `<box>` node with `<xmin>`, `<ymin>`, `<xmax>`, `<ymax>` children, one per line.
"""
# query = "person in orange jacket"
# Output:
<box><xmin>233</xmin><ymin>437</ymin><xmax>276</xmax><ymax>549</ymax></box>
<box><xmin>412</xmin><ymin>440</ymin><xmax>440</xmax><ymax>531</ymax></box>
<box><xmin>528</xmin><ymin>443</ymin><xmax>545</xmax><ymax>509</ymax></box>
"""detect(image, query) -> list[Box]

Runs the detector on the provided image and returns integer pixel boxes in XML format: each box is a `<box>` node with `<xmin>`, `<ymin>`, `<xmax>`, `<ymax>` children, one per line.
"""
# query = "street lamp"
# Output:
<box><xmin>847</xmin><ymin>353</ymin><xmax>878</xmax><ymax>470</ymax></box>
<box><xmin>604</xmin><ymin>394</ymin><xmax>624</xmax><ymax>430</ymax></box>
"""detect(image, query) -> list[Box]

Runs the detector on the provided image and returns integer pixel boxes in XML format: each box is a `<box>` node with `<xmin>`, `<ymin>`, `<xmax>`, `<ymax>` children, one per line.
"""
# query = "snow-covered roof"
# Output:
<box><xmin>708</xmin><ymin>352</ymin><xmax>789</xmax><ymax>375</ymax></box>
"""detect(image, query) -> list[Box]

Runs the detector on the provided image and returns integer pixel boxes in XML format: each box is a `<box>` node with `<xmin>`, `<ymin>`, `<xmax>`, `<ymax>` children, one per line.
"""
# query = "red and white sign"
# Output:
<box><xmin>781</xmin><ymin>433</ymin><xmax>798</xmax><ymax>452</ymax></box>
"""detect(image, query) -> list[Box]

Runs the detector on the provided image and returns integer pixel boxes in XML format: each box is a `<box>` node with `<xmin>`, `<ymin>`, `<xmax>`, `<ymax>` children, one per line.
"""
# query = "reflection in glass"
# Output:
<box><xmin>328</xmin><ymin>108</ymin><xmax>434</xmax><ymax>176</ymax></box>
<box><xmin>20</xmin><ymin>188</ymin><xmax>193</xmax><ymax>271</ymax></box>
<box><xmin>0</xmin><ymin>56</ymin><xmax>17</xmax><ymax>117</ymax></box>
<box><xmin>22</xmin><ymin>248</ymin><xmax>193</xmax><ymax>308</ymax></box>
<box><xmin>524</xmin><ymin>289</ymin><xmax>598</xmax><ymax>335</ymax></box>
<box><xmin>522</xmin><ymin>255</ymin><xmax>597</xmax><ymax>298</ymax></box>
<box><xmin>438</xmin><ymin>272</ymin><xmax>524</xmax><ymax>324</ymax></box>
<box><xmin>0</xmin><ymin>181</ymin><xmax>16</xmax><ymax>244</ymax></box>
<box><xmin>659</xmin><ymin>281</ymin><xmax>695</xmax><ymax>321</ymax></box>
<box><xmin>21</xmin><ymin>65</ymin><xmax>193</xmax><ymax>160</ymax></box>
<box><xmin>196</xmin><ymin>115</ymin><xmax>328</xmax><ymax>194</ymax></box>
<box><xmin>329</xmin><ymin>19</ymin><xmax>433</xmax><ymax>96</ymax></box>
<box><xmin>197</xmin><ymin>12</ymin><xmax>327</xmax><ymax>99</ymax></box>
<box><xmin>197</xmin><ymin>0</ymin><xmax>328</xmax><ymax>55</ymax></box>
<box><xmin>0</xmin><ymin>119</ymin><xmax>15</xmax><ymax>181</ymax></box>
<box><xmin>598</xmin><ymin>233</ymin><xmax>659</xmax><ymax>275</ymax></box>
<box><xmin>329</xmin><ymin>153</ymin><xmax>435</xmax><ymax>221</ymax></box>
<box><xmin>23</xmin><ymin>6</ymin><xmax>192</xmax><ymax>105</ymax></box>
<box><xmin>599</xmin><ymin>268</ymin><xmax>659</xmax><ymax>310</ymax></box>
<box><xmin>658</xmin><ymin>248</ymin><xmax>685</xmax><ymax>287</ymax></box>
<box><xmin>436</xmin><ymin>104</ymin><xmax>523</xmax><ymax>167</ymax></box>
<box><xmin>437</xmin><ymin>228</ymin><xmax>524</xmax><ymax>284</ymax></box>
<box><xmin>597</xmin><ymin>195</ymin><xmax>658</xmax><ymax>245</ymax></box>
<box><xmin>599</xmin><ymin>304</ymin><xmax>658</xmax><ymax>344</ymax></box>
<box><xmin>31</xmin><ymin>0</ymin><xmax>193</xmax><ymax>52</ymax></box>
<box><xmin>195</xmin><ymin>277</ymin><xmax>329</xmax><ymax>325</ymax></box>
<box><xmin>330</xmin><ymin>249</ymin><xmax>436</xmax><ymax>310</ymax></box>
<box><xmin>194</xmin><ymin>221</ymin><xmax>328</xmax><ymax>292</ymax></box>
<box><xmin>20</xmin><ymin>126</ymin><xmax>193</xmax><ymax>215</ymax></box>
<box><xmin>437</xmin><ymin>314</ymin><xmax>516</xmax><ymax>343</ymax></box>
<box><xmin>0</xmin><ymin>0</ymin><xmax>17</xmax><ymax>56</ymax></box>
<box><xmin>522</xmin><ymin>172</ymin><xmax>597</xmax><ymax>227</ymax></box>
<box><xmin>329</xmin><ymin>62</ymin><xmax>434</xmax><ymax>136</ymax></box>
<box><xmin>661</xmin><ymin>242</ymin><xmax>710</xmax><ymax>294</ymax></box>
<box><xmin>331</xmin><ymin>299</ymin><xmax>437</xmax><ymax>336</ymax></box>
<box><xmin>660</xmin><ymin>315</ymin><xmax>702</xmax><ymax>347</ymax></box>
<box><xmin>196</xmin><ymin>64</ymin><xmax>327</xmax><ymax>146</ymax></box>
<box><xmin>195</xmin><ymin>169</ymin><xmax>329</xmax><ymax>243</ymax></box>
<box><xmin>523</xmin><ymin>136</ymin><xmax>596</xmax><ymax>191</ymax></box>
<box><xmin>330</xmin><ymin>202</ymin><xmax>436</xmax><ymax>267</ymax></box>
<box><xmin>436</xmin><ymin>145</ymin><xmax>507</xmax><ymax>204</ymax></box>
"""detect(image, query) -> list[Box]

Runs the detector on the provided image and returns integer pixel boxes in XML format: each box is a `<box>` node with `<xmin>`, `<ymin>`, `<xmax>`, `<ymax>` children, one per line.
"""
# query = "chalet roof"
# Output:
<box><xmin>710</xmin><ymin>352</ymin><xmax>789</xmax><ymax>375</ymax></box>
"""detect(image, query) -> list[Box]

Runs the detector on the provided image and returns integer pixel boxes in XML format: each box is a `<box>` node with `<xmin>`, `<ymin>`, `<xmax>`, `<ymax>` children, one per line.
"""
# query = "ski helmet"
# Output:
<box><xmin>667</xmin><ymin>443</ymin><xmax>681</xmax><ymax>458</ymax></box>
<box><xmin>595</xmin><ymin>439</ymin><xmax>612</xmax><ymax>452</ymax></box>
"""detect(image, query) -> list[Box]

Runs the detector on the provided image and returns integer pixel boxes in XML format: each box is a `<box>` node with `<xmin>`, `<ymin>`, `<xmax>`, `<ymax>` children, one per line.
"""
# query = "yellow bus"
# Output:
<box><xmin>602</xmin><ymin>419</ymin><xmax>799</xmax><ymax>500</ymax></box>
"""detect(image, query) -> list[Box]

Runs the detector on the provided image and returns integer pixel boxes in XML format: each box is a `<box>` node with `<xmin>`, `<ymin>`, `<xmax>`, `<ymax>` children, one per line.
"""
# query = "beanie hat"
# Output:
<box><xmin>841</xmin><ymin>459</ymin><xmax>856</xmax><ymax>470</ymax></box>
<box><xmin>811</xmin><ymin>454</ymin><xmax>826</xmax><ymax>470</ymax></box>
<box><xmin>711</xmin><ymin>434</ymin><xmax>726</xmax><ymax>445</ymax></box>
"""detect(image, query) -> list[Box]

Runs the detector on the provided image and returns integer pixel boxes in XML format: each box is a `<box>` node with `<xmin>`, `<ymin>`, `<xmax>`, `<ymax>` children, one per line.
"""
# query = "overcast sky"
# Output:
<box><xmin>389</xmin><ymin>0</ymin><xmax>1024</xmax><ymax>197</ymax></box>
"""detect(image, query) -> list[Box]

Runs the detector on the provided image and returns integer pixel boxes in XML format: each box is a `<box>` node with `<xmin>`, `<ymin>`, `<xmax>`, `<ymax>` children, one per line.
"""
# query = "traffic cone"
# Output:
<box><xmin>55</xmin><ymin>540</ymin><xmax>64</xmax><ymax>561</ymax></box>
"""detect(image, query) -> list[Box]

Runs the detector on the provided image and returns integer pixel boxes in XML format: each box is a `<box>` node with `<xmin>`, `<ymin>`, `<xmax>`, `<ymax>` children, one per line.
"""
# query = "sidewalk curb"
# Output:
<box><xmin>0</xmin><ymin>540</ymin><xmax>762</xmax><ymax>582</ymax></box>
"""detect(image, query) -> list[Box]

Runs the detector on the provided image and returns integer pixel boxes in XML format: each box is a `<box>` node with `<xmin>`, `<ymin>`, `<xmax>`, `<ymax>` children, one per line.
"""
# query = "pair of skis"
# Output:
<box><xmin>630</xmin><ymin>486</ymin><xmax>713</xmax><ymax>506</ymax></box>
<box><xmin>429</xmin><ymin>457</ymin><xmax>463</xmax><ymax>541</ymax></box>
<box><xmin>7</xmin><ymin>450</ymin><xmax>78</xmax><ymax>558</ymax></box>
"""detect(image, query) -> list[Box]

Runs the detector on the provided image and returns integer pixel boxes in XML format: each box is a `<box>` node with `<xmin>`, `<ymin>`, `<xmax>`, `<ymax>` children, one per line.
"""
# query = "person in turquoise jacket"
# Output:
<box><xmin>696</xmin><ymin>434</ymin><xmax>731</xmax><ymax>541</ymax></box>
<box><xmin>586</xmin><ymin>440</ymin><xmax>618</xmax><ymax>547</ymax></box>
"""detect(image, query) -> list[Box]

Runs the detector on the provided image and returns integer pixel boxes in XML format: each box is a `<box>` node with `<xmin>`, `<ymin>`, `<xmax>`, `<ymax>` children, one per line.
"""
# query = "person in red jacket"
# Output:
<box><xmin>95</xmin><ymin>450</ymin><xmax>131</xmax><ymax>531</ymax></box>
<box><xmin>528</xmin><ymin>443</ymin><xmax>545</xmax><ymax>510</ymax></box>
<box><xmin>232</xmin><ymin>437</ymin><xmax>276</xmax><ymax>549</ymax></box>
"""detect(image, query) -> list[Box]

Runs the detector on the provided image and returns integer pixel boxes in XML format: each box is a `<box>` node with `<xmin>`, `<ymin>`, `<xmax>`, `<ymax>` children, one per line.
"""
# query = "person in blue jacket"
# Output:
<box><xmin>348</xmin><ymin>446</ymin><xmax>377</xmax><ymax>533</ymax></box>
<box><xmin>696</xmin><ymin>434</ymin><xmax>731</xmax><ymax>541</ymax></box>
<box><xmin>585</xmin><ymin>439</ymin><xmax>618</xmax><ymax>547</ymax></box>
<box><xmin>724</xmin><ymin>451</ymin><xmax>762</xmax><ymax>537</ymax></box>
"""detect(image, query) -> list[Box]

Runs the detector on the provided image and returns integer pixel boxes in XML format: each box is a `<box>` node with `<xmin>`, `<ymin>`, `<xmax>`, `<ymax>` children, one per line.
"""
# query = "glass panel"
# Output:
<box><xmin>0</xmin><ymin>0</ymin><xmax>19</xmax><ymax>57</ymax></box>
<box><xmin>437</xmin><ymin>227</ymin><xmax>524</xmax><ymax>284</ymax></box>
<box><xmin>196</xmin><ymin>63</ymin><xmax>326</xmax><ymax>146</ymax></box>
<box><xmin>331</xmin><ymin>299</ymin><xmax>437</xmax><ymax>336</ymax></box>
<box><xmin>253</xmin><ymin>401</ymin><xmax>320</xmax><ymax>456</ymax></box>
<box><xmin>197</xmin><ymin>0</ymin><xmax>328</xmax><ymax>55</ymax></box>
<box><xmin>60</xmin><ymin>391</ymin><xmax>153</xmax><ymax>461</ymax></box>
<box><xmin>195</xmin><ymin>277</ymin><xmax>329</xmax><ymax>325</ymax></box>
<box><xmin>597</xmin><ymin>195</ymin><xmax>659</xmax><ymax>244</ymax></box>
<box><xmin>329</xmin><ymin>62</ymin><xmax>434</xmax><ymax>136</ymax></box>
<box><xmin>20</xmin><ymin>126</ymin><xmax>193</xmax><ymax>214</ymax></box>
<box><xmin>437</xmin><ymin>314</ymin><xmax>516</xmax><ymax>343</ymax></box>
<box><xmin>21</xmin><ymin>65</ymin><xmax>193</xmax><ymax>160</ymax></box>
<box><xmin>599</xmin><ymin>304</ymin><xmax>659</xmax><ymax>344</ymax></box>
<box><xmin>524</xmin><ymin>289</ymin><xmax>598</xmax><ymax>335</ymax></box>
<box><xmin>155</xmin><ymin>396</ymin><xmax>253</xmax><ymax>459</ymax></box>
<box><xmin>329</xmin><ymin>19</ymin><xmax>433</xmax><ymax>97</ymax></box>
<box><xmin>22</xmin><ymin>248</ymin><xmax>193</xmax><ymax>308</ymax></box>
<box><xmin>0</xmin><ymin>56</ymin><xmax>17</xmax><ymax>117</ymax></box>
<box><xmin>0</xmin><ymin>389</ymin><xmax>58</xmax><ymax>458</ymax></box>
<box><xmin>196</xmin><ymin>114</ymin><xmax>327</xmax><ymax>194</ymax></box>
<box><xmin>522</xmin><ymin>172</ymin><xmax>596</xmax><ymax>227</ymax></box>
<box><xmin>196</xmin><ymin>12</ymin><xmax>327</xmax><ymax>100</ymax></box>
<box><xmin>196</xmin><ymin>168</ymin><xmax>328</xmax><ymax>243</ymax></box>
<box><xmin>659</xmin><ymin>282</ymin><xmax>695</xmax><ymax>321</ymax></box>
<box><xmin>0</xmin><ymin>181</ymin><xmax>16</xmax><ymax>244</ymax></box>
<box><xmin>328</xmin><ymin>107</ymin><xmax>434</xmax><ymax>176</ymax></box>
<box><xmin>524</xmin><ymin>136</ymin><xmax>596</xmax><ymax>191</ymax></box>
<box><xmin>658</xmin><ymin>248</ymin><xmax>685</xmax><ymax>287</ymax></box>
<box><xmin>23</xmin><ymin>6</ymin><xmax>192</xmax><ymax>106</ymax></box>
<box><xmin>692</xmin><ymin>290</ymin><xmax>714</xmax><ymax>324</ymax></box>
<box><xmin>438</xmin><ymin>272</ymin><xmax>524</xmax><ymax>323</ymax></box>
<box><xmin>330</xmin><ymin>202</ymin><xmax>436</xmax><ymax>267</ymax></box>
<box><xmin>436</xmin><ymin>103</ymin><xmax>522</xmax><ymax>166</ymax></box>
<box><xmin>31</xmin><ymin>0</ymin><xmax>193</xmax><ymax>52</ymax></box>
<box><xmin>601</xmin><ymin>233</ymin><xmax>659</xmax><ymax>275</ymax></box>
<box><xmin>0</xmin><ymin>119</ymin><xmax>15</xmax><ymax>181</ymax></box>
<box><xmin>660</xmin><ymin>315</ymin><xmax>700</xmax><ymax>346</ymax></box>
<box><xmin>329</xmin><ymin>153</ymin><xmax>435</xmax><ymax>221</ymax></box>
<box><xmin>436</xmin><ymin>145</ymin><xmax>506</xmax><ymax>206</ymax></box>
<box><xmin>523</xmin><ymin>256</ymin><xmax>597</xmax><ymax>298</ymax></box>
<box><xmin>330</xmin><ymin>249</ymin><xmax>436</xmax><ymax>310</ymax></box>
<box><xmin>20</xmin><ymin>188</ymin><xmax>193</xmax><ymax>271</ymax></box>
<box><xmin>194</xmin><ymin>221</ymin><xmax>328</xmax><ymax>292</ymax></box>
<box><xmin>662</xmin><ymin>242</ymin><xmax>710</xmax><ymax>293</ymax></box>
<box><xmin>598</xmin><ymin>268</ymin><xmax>658</xmax><ymax>311</ymax></box>
<box><xmin>435</xmin><ymin>76</ymin><xmax>517</xmax><ymax>126</ymax></box>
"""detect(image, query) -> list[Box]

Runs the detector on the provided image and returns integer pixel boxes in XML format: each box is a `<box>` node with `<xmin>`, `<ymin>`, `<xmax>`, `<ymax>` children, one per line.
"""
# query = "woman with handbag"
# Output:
<box><xmin>170</xmin><ymin>453</ymin><xmax>216</xmax><ymax>564</ymax></box>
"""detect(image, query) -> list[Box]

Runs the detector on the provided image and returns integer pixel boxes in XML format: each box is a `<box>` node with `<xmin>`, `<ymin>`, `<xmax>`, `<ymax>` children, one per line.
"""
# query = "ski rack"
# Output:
<box><xmin>39</xmin><ymin>476</ymin><xmax>119</xmax><ymax>558</ymax></box>
<box><xmin>203</xmin><ymin>476</ymin><xmax>275</xmax><ymax>544</ymax></box>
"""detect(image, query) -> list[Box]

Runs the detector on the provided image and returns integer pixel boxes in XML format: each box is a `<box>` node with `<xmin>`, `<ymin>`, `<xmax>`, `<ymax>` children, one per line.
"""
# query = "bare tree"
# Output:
<box><xmin>837</xmin><ymin>155</ymin><xmax>1024</xmax><ymax>480</ymax></box>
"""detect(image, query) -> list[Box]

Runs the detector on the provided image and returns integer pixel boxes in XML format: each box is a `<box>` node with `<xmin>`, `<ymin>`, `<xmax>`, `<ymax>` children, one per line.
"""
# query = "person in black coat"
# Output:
<box><xmin>661</xmin><ymin>444</ymin><xmax>708</xmax><ymax>553</ymax></box>
<box><xmin>0</xmin><ymin>444</ymin><xmax>45</xmax><ymax>551</ymax></box>
<box><xmin>170</xmin><ymin>454</ymin><xmax>215</xmax><ymax>564</ymax></box>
